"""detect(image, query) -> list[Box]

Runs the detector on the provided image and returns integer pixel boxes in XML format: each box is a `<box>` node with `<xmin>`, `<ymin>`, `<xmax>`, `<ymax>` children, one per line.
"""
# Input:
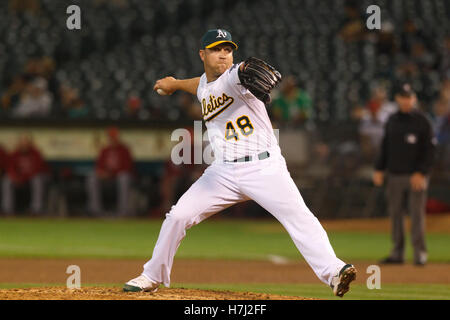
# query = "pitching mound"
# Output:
<box><xmin>0</xmin><ymin>287</ymin><xmax>315</xmax><ymax>300</ymax></box>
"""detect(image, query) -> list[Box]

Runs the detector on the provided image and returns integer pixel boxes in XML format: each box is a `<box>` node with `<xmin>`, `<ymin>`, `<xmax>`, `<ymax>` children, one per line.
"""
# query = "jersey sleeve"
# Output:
<box><xmin>415</xmin><ymin>115</ymin><xmax>436</xmax><ymax>174</ymax></box>
<box><xmin>374</xmin><ymin>117</ymin><xmax>390</xmax><ymax>171</ymax></box>
<box><xmin>196</xmin><ymin>73</ymin><xmax>206</xmax><ymax>102</ymax></box>
<box><xmin>227</xmin><ymin>63</ymin><xmax>254</xmax><ymax>98</ymax></box>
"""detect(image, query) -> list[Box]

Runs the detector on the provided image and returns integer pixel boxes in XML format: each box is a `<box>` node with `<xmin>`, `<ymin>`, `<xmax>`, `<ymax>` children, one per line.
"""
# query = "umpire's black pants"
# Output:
<box><xmin>386</xmin><ymin>173</ymin><xmax>428</xmax><ymax>264</ymax></box>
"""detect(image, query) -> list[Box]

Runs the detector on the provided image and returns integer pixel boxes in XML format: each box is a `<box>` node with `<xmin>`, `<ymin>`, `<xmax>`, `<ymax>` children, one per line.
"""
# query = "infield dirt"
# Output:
<box><xmin>0</xmin><ymin>286</ymin><xmax>317</xmax><ymax>300</ymax></box>
<box><xmin>0</xmin><ymin>258</ymin><xmax>448</xmax><ymax>299</ymax></box>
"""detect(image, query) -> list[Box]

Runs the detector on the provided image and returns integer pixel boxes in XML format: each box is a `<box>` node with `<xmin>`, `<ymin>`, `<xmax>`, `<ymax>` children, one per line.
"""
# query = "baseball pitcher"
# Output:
<box><xmin>124</xmin><ymin>29</ymin><xmax>357</xmax><ymax>297</ymax></box>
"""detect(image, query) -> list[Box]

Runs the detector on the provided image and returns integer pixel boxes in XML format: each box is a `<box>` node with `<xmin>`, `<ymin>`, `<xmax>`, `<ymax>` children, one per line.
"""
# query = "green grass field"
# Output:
<box><xmin>0</xmin><ymin>218</ymin><xmax>449</xmax><ymax>261</ymax></box>
<box><xmin>173</xmin><ymin>283</ymin><xmax>450</xmax><ymax>300</ymax></box>
<box><xmin>0</xmin><ymin>217</ymin><xmax>449</xmax><ymax>300</ymax></box>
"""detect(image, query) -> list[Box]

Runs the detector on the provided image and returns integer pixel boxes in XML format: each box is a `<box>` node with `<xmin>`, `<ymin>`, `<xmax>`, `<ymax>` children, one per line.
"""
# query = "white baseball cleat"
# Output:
<box><xmin>123</xmin><ymin>274</ymin><xmax>159</xmax><ymax>292</ymax></box>
<box><xmin>330</xmin><ymin>264</ymin><xmax>357</xmax><ymax>298</ymax></box>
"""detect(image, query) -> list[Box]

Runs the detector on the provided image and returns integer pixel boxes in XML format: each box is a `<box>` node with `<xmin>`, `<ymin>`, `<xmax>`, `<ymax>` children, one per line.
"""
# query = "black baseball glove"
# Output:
<box><xmin>238</xmin><ymin>57</ymin><xmax>282</xmax><ymax>104</ymax></box>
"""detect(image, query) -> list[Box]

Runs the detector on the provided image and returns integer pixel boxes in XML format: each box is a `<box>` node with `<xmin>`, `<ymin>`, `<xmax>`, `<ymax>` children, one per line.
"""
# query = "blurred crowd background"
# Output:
<box><xmin>0</xmin><ymin>0</ymin><xmax>449</xmax><ymax>219</ymax></box>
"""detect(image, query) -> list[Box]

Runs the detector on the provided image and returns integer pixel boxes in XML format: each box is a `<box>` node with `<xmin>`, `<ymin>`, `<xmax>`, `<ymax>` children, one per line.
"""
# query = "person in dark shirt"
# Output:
<box><xmin>373</xmin><ymin>83</ymin><xmax>436</xmax><ymax>266</ymax></box>
<box><xmin>86</xmin><ymin>127</ymin><xmax>134</xmax><ymax>217</ymax></box>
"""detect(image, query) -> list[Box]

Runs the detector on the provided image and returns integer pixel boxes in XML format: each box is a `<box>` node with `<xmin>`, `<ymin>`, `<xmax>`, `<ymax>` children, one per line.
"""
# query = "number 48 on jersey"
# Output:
<box><xmin>225</xmin><ymin>115</ymin><xmax>254</xmax><ymax>141</ymax></box>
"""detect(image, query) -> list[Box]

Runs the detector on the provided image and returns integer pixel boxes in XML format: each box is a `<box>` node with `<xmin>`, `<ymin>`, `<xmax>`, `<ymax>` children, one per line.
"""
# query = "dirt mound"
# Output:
<box><xmin>0</xmin><ymin>287</ymin><xmax>314</xmax><ymax>300</ymax></box>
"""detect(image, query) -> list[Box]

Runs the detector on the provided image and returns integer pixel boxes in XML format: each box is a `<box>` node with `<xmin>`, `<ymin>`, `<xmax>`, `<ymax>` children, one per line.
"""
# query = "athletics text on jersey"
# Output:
<box><xmin>197</xmin><ymin>63</ymin><xmax>280</xmax><ymax>162</ymax></box>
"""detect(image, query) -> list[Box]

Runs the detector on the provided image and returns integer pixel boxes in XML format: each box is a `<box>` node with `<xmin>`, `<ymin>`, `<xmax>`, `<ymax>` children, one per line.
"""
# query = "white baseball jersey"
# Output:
<box><xmin>141</xmin><ymin>63</ymin><xmax>348</xmax><ymax>290</ymax></box>
<box><xmin>197</xmin><ymin>63</ymin><xmax>281</xmax><ymax>161</ymax></box>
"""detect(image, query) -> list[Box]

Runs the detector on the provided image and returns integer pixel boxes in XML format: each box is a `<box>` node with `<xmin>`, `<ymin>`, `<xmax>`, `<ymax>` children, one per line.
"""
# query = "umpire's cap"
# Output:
<box><xmin>395</xmin><ymin>83</ymin><xmax>416</xmax><ymax>97</ymax></box>
<box><xmin>201</xmin><ymin>29</ymin><xmax>238</xmax><ymax>50</ymax></box>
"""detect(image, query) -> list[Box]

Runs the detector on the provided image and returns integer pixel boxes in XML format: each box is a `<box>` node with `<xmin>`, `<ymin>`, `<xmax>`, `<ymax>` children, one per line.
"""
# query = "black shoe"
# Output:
<box><xmin>379</xmin><ymin>257</ymin><xmax>404</xmax><ymax>264</ymax></box>
<box><xmin>414</xmin><ymin>261</ymin><xmax>426</xmax><ymax>267</ymax></box>
<box><xmin>330</xmin><ymin>264</ymin><xmax>357</xmax><ymax>298</ymax></box>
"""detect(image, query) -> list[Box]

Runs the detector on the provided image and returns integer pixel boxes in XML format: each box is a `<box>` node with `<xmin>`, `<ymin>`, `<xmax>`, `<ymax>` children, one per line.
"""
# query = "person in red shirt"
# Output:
<box><xmin>1</xmin><ymin>135</ymin><xmax>47</xmax><ymax>215</ymax></box>
<box><xmin>86</xmin><ymin>127</ymin><xmax>134</xmax><ymax>217</ymax></box>
<box><xmin>0</xmin><ymin>145</ymin><xmax>8</xmax><ymax>177</ymax></box>
<box><xmin>152</xmin><ymin>127</ymin><xmax>206</xmax><ymax>217</ymax></box>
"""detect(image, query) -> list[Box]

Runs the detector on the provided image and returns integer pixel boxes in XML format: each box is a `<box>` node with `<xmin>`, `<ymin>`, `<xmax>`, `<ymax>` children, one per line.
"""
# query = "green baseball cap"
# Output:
<box><xmin>201</xmin><ymin>29</ymin><xmax>238</xmax><ymax>50</ymax></box>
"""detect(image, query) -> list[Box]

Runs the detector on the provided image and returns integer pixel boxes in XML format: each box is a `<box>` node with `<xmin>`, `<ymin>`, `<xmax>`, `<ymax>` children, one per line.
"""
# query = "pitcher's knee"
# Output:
<box><xmin>165</xmin><ymin>203</ymin><xmax>205</xmax><ymax>230</ymax></box>
<box><xmin>165</xmin><ymin>205</ymin><xmax>193</xmax><ymax>226</ymax></box>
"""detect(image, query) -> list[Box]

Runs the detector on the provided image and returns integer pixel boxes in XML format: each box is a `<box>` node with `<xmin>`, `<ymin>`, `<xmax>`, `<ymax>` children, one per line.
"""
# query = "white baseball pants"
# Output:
<box><xmin>143</xmin><ymin>151</ymin><xmax>346</xmax><ymax>287</ymax></box>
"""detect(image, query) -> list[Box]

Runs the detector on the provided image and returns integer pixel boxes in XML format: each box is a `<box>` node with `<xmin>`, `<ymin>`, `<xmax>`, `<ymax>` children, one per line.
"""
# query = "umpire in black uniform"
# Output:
<box><xmin>373</xmin><ymin>83</ymin><xmax>436</xmax><ymax>266</ymax></box>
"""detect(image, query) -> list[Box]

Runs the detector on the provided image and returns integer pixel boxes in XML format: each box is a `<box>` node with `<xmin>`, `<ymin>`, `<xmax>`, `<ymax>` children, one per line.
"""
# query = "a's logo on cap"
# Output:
<box><xmin>217</xmin><ymin>29</ymin><xmax>227</xmax><ymax>38</ymax></box>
